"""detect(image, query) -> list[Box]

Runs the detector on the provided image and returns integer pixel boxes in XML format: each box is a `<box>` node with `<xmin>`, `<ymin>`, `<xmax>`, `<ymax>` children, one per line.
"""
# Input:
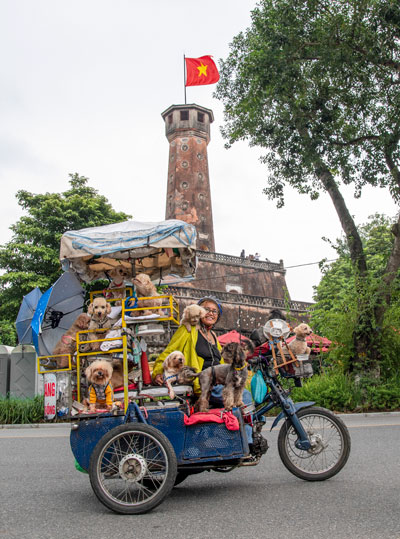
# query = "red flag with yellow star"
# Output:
<box><xmin>185</xmin><ymin>55</ymin><xmax>220</xmax><ymax>86</ymax></box>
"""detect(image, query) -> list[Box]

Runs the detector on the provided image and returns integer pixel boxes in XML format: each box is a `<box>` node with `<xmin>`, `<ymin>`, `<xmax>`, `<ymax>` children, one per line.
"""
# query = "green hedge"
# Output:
<box><xmin>291</xmin><ymin>372</ymin><xmax>400</xmax><ymax>412</ymax></box>
<box><xmin>0</xmin><ymin>395</ymin><xmax>44</xmax><ymax>424</ymax></box>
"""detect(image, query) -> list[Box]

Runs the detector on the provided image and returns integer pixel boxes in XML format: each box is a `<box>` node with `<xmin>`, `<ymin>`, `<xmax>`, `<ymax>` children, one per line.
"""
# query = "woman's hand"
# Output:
<box><xmin>153</xmin><ymin>374</ymin><xmax>164</xmax><ymax>386</ymax></box>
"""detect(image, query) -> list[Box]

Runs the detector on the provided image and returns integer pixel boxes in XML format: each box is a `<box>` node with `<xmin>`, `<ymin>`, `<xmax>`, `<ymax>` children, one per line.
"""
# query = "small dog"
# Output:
<box><xmin>162</xmin><ymin>351</ymin><xmax>187</xmax><ymax>399</ymax></box>
<box><xmin>105</xmin><ymin>265</ymin><xmax>131</xmax><ymax>305</ymax></box>
<box><xmin>110</xmin><ymin>358</ymin><xmax>136</xmax><ymax>389</ymax></box>
<box><xmin>132</xmin><ymin>273</ymin><xmax>163</xmax><ymax>316</ymax></box>
<box><xmin>85</xmin><ymin>297</ymin><xmax>114</xmax><ymax>351</ymax></box>
<box><xmin>85</xmin><ymin>359</ymin><xmax>114</xmax><ymax>412</ymax></box>
<box><xmin>287</xmin><ymin>323</ymin><xmax>312</xmax><ymax>357</ymax></box>
<box><xmin>52</xmin><ymin>313</ymin><xmax>91</xmax><ymax>368</ymax></box>
<box><xmin>180</xmin><ymin>304</ymin><xmax>206</xmax><ymax>331</ymax></box>
<box><xmin>194</xmin><ymin>342</ymin><xmax>248</xmax><ymax>412</ymax></box>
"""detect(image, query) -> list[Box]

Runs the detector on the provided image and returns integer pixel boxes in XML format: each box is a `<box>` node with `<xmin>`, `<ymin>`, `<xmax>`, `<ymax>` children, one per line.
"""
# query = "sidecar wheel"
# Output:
<box><xmin>277</xmin><ymin>407</ymin><xmax>351</xmax><ymax>481</ymax></box>
<box><xmin>89</xmin><ymin>423</ymin><xmax>177</xmax><ymax>514</ymax></box>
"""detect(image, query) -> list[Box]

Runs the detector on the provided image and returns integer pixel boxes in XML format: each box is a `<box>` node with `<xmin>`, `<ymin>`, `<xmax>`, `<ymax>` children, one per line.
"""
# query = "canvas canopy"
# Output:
<box><xmin>59</xmin><ymin>219</ymin><xmax>197</xmax><ymax>284</ymax></box>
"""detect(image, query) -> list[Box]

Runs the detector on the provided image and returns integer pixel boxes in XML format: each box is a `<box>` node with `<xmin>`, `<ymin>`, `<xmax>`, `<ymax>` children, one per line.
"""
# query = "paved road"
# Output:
<box><xmin>1</xmin><ymin>413</ymin><xmax>399</xmax><ymax>539</ymax></box>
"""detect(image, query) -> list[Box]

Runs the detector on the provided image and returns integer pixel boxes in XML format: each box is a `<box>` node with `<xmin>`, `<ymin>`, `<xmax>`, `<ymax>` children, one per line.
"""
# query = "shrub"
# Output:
<box><xmin>0</xmin><ymin>395</ymin><xmax>44</xmax><ymax>424</ymax></box>
<box><xmin>291</xmin><ymin>371</ymin><xmax>400</xmax><ymax>412</ymax></box>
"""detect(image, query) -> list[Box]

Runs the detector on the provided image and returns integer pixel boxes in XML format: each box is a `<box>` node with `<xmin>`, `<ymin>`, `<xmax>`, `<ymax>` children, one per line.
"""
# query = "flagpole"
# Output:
<box><xmin>183</xmin><ymin>54</ymin><xmax>187</xmax><ymax>104</ymax></box>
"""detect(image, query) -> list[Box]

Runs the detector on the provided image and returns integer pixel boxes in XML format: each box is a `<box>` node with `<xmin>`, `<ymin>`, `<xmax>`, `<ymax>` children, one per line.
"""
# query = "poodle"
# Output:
<box><xmin>194</xmin><ymin>342</ymin><xmax>248</xmax><ymax>412</ymax></box>
<box><xmin>287</xmin><ymin>323</ymin><xmax>312</xmax><ymax>357</ymax></box>
<box><xmin>180</xmin><ymin>304</ymin><xmax>206</xmax><ymax>331</ymax></box>
<box><xmin>52</xmin><ymin>313</ymin><xmax>91</xmax><ymax>368</ymax></box>
<box><xmin>131</xmin><ymin>273</ymin><xmax>163</xmax><ymax>316</ymax></box>
<box><xmin>85</xmin><ymin>297</ymin><xmax>114</xmax><ymax>351</ymax></box>
<box><xmin>105</xmin><ymin>265</ymin><xmax>132</xmax><ymax>305</ymax></box>
<box><xmin>85</xmin><ymin>359</ymin><xmax>114</xmax><ymax>412</ymax></box>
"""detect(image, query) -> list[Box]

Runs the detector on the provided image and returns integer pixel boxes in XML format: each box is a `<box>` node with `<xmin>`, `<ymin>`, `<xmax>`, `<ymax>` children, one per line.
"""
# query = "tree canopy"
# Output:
<box><xmin>0</xmin><ymin>174</ymin><xmax>130</xmax><ymax>344</ymax></box>
<box><xmin>215</xmin><ymin>0</ymin><xmax>400</xmax><ymax>372</ymax></box>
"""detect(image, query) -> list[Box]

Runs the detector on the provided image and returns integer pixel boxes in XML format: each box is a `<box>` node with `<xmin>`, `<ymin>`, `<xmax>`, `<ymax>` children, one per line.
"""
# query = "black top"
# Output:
<box><xmin>196</xmin><ymin>330</ymin><xmax>221</xmax><ymax>370</ymax></box>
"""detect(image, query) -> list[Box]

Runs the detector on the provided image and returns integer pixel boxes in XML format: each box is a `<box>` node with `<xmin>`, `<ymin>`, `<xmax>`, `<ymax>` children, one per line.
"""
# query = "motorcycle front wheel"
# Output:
<box><xmin>277</xmin><ymin>406</ymin><xmax>351</xmax><ymax>481</ymax></box>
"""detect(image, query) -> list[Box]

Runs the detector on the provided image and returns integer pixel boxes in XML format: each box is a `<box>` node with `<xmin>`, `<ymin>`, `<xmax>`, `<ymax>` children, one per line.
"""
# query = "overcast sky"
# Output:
<box><xmin>0</xmin><ymin>0</ymin><xmax>398</xmax><ymax>303</ymax></box>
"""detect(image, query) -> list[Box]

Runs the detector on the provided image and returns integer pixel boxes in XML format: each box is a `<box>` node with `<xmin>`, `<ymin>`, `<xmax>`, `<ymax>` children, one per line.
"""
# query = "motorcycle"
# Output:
<box><xmin>70</xmin><ymin>330</ymin><xmax>351</xmax><ymax>514</ymax></box>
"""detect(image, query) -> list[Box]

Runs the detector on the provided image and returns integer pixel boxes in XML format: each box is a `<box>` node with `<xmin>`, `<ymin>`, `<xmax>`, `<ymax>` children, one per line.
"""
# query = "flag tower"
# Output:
<box><xmin>161</xmin><ymin>103</ymin><xmax>215</xmax><ymax>252</ymax></box>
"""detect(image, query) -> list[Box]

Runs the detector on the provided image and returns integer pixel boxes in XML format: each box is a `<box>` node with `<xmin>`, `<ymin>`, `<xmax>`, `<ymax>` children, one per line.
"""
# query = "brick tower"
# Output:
<box><xmin>161</xmin><ymin>104</ymin><xmax>215</xmax><ymax>252</ymax></box>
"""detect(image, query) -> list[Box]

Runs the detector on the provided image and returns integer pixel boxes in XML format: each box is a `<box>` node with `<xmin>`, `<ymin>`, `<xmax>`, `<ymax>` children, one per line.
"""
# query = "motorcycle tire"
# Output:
<box><xmin>277</xmin><ymin>406</ymin><xmax>351</xmax><ymax>481</ymax></box>
<box><xmin>89</xmin><ymin>423</ymin><xmax>177</xmax><ymax>514</ymax></box>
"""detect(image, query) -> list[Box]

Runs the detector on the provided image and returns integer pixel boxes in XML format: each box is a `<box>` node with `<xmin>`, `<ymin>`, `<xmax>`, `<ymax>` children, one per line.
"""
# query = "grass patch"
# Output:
<box><xmin>0</xmin><ymin>395</ymin><xmax>44</xmax><ymax>424</ymax></box>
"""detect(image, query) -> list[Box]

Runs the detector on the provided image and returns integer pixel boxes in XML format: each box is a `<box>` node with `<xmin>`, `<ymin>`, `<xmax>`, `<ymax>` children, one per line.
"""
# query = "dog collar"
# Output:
<box><xmin>164</xmin><ymin>374</ymin><xmax>179</xmax><ymax>383</ymax></box>
<box><xmin>234</xmin><ymin>364</ymin><xmax>247</xmax><ymax>371</ymax></box>
<box><xmin>295</xmin><ymin>337</ymin><xmax>306</xmax><ymax>342</ymax></box>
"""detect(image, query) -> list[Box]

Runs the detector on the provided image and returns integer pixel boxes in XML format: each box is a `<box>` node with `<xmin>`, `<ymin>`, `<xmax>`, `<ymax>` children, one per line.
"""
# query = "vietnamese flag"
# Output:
<box><xmin>185</xmin><ymin>55</ymin><xmax>220</xmax><ymax>86</ymax></box>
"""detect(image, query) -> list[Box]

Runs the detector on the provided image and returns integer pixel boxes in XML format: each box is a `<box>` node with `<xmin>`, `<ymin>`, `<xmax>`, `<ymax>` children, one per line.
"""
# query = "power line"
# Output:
<box><xmin>285</xmin><ymin>258</ymin><xmax>338</xmax><ymax>269</ymax></box>
<box><xmin>173</xmin><ymin>258</ymin><xmax>339</xmax><ymax>285</ymax></box>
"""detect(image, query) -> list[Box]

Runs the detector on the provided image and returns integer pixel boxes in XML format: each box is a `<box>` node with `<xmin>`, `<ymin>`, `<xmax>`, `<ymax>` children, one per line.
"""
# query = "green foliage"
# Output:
<box><xmin>216</xmin><ymin>0</ymin><xmax>400</xmax><ymax>203</ymax></box>
<box><xmin>0</xmin><ymin>320</ymin><xmax>18</xmax><ymax>346</ymax></box>
<box><xmin>0</xmin><ymin>174</ymin><xmax>131</xmax><ymax>343</ymax></box>
<box><xmin>312</xmin><ymin>214</ymin><xmax>400</xmax><ymax>372</ymax></box>
<box><xmin>0</xmin><ymin>395</ymin><xmax>45</xmax><ymax>424</ymax></box>
<box><xmin>291</xmin><ymin>371</ymin><xmax>400</xmax><ymax>412</ymax></box>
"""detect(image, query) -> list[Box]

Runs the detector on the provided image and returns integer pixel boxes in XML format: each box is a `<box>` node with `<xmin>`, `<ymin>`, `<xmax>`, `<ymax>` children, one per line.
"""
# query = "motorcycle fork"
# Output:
<box><xmin>264</xmin><ymin>377</ymin><xmax>312</xmax><ymax>451</ymax></box>
<box><xmin>280</xmin><ymin>396</ymin><xmax>311</xmax><ymax>450</ymax></box>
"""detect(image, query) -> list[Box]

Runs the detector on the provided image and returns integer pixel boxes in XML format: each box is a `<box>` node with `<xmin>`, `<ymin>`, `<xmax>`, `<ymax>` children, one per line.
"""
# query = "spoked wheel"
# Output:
<box><xmin>89</xmin><ymin>423</ymin><xmax>177</xmax><ymax>514</ymax></box>
<box><xmin>278</xmin><ymin>407</ymin><xmax>351</xmax><ymax>481</ymax></box>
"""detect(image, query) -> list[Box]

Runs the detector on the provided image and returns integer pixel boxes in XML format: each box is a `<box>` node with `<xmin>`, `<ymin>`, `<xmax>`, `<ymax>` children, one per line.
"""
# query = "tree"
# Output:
<box><xmin>312</xmin><ymin>214</ymin><xmax>400</xmax><ymax>374</ymax></box>
<box><xmin>0</xmin><ymin>174</ymin><xmax>131</xmax><ymax>344</ymax></box>
<box><xmin>215</xmin><ymin>0</ymin><xmax>400</xmax><ymax>373</ymax></box>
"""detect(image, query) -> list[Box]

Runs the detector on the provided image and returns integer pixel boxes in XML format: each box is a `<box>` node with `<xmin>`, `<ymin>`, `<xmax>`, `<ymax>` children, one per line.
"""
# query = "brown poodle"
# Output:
<box><xmin>131</xmin><ymin>273</ymin><xmax>163</xmax><ymax>316</ymax></box>
<box><xmin>285</xmin><ymin>323</ymin><xmax>312</xmax><ymax>357</ymax></box>
<box><xmin>85</xmin><ymin>297</ymin><xmax>114</xmax><ymax>351</ymax></box>
<box><xmin>105</xmin><ymin>265</ymin><xmax>132</xmax><ymax>305</ymax></box>
<box><xmin>162</xmin><ymin>351</ymin><xmax>187</xmax><ymax>399</ymax></box>
<box><xmin>180</xmin><ymin>304</ymin><xmax>206</xmax><ymax>331</ymax></box>
<box><xmin>52</xmin><ymin>313</ymin><xmax>91</xmax><ymax>368</ymax></box>
<box><xmin>85</xmin><ymin>359</ymin><xmax>114</xmax><ymax>412</ymax></box>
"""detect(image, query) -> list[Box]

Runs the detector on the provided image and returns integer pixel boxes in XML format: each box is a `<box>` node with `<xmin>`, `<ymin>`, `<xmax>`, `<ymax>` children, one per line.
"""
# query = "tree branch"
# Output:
<box><xmin>374</xmin><ymin>213</ymin><xmax>400</xmax><ymax>324</ymax></box>
<box><xmin>297</xmin><ymin>124</ymin><xmax>367</xmax><ymax>275</ymax></box>
<box><xmin>384</xmin><ymin>144</ymin><xmax>400</xmax><ymax>192</ymax></box>
<box><xmin>331</xmin><ymin>134</ymin><xmax>380</xmax><ymax>146</ymax></box>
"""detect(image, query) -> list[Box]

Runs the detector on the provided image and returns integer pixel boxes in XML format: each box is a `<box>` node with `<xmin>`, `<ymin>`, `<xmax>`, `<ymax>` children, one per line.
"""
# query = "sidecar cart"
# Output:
<box><xmin>70</xmin><ymin>397</ymin><xmax>250</xmax><ymax>514</ymax></box>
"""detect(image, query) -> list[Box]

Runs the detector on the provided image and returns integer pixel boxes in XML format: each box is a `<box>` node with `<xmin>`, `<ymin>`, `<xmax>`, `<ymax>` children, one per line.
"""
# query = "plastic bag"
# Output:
<box><xmin>250</xmin><ymin>369</ymin><xmax>268</xmax><ymax>405</ymax></box>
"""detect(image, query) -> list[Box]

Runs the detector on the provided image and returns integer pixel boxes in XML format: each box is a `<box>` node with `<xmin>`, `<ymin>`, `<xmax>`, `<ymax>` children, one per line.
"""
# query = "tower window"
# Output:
<box><xmin>198</xmin><ymin>112</ymin><xmax>204</xmax><ymax>122</ymax></box>
<box><xmin>168</xmin><ymin>114</ymin><xmax>173</xmax><ymax>124</ymax></box>
<box><xmin>180</xmin><ymin>110</ymin><xmax>189</xmax><ymax>121</ymax></box>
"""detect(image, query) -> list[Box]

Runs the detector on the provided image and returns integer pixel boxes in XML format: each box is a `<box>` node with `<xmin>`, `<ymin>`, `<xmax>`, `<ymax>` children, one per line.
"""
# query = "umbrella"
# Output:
<box><xmin>286</xmin><ymin>333</ymin><xmax>331</xmax><ymax>353</ymax></box>
<box><xmin>31</xmin><ymin>271</ymin><xmax>85</xmax><ymax>356</ymax></box>
<box><xmin>15</xmin><ymin>287</ymin><xmax>43</xmax><ymax>344</ymax></box>
<box><xmin>218</xmin><ymin>330</ymin><xmax>250</xmax><ymax>345</ymax></box>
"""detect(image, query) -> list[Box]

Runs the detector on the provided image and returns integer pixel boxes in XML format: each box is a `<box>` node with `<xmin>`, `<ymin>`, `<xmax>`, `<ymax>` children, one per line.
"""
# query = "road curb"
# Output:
<box><xmin>1</xmin><ymin>410</ymin><xmax>400</xmax><ymax>429</ymax></box>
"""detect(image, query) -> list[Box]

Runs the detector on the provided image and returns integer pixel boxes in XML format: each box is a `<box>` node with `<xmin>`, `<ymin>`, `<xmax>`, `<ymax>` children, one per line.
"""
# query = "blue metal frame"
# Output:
<box><xmin>71</xmin><ymin>403</ymin><xmax>248</xmax><ymax>472</ymax></box>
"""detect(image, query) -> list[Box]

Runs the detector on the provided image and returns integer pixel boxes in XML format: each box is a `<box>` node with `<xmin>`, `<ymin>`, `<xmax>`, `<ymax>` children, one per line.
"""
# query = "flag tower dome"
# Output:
<box><xmin>161</xmin><ymin>103</ymin><xmax>215</xmax><ymax>252</ymax></box>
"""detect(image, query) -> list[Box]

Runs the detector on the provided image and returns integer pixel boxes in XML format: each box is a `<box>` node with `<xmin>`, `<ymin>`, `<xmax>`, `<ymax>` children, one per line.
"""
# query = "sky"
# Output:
<box><xmin>0</xmin><ymin>0</ymin><xmax>398</xmax><ymax>303</ymax></box>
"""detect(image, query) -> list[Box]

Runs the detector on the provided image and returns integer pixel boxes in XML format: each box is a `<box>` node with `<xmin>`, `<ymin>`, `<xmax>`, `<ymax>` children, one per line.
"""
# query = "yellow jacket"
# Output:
<box><xmin>152</xmin><ymin>325</ymin><xmax>223</xmax><ymax>395</ymax></box>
